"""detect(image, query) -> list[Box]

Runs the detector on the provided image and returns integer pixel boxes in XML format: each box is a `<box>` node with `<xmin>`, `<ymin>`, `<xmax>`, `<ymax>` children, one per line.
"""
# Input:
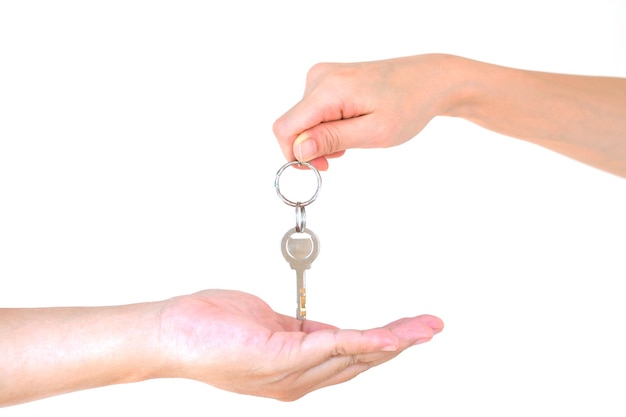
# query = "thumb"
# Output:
<box><xmin>293</xmin><ymin>116</ymin><xmax>376</xmax><ymax>163</ymax></box>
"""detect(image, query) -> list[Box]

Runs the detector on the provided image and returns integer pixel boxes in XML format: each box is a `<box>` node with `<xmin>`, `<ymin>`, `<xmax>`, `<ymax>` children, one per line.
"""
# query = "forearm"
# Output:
<box><xmin>0</xmin><ymin>302</ymin><xmax>166</xmax><ymax>407</ymax></box>
<box><xmin>443</xmin><ymin>56</ymin><xmax>626</xmax><ymax>177</ymax></box>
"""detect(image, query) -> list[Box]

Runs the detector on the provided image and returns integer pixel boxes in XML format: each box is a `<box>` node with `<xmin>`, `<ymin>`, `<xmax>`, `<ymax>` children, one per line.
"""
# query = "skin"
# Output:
<box><xmin>0</xmin><ymin>290</ymin><xmax>442</xmax><ymax>407</ymax></box>
<box><xmin>273</xmin><ymin>54</ymin><xmax>626</xmax><ymax>178</ymax></box>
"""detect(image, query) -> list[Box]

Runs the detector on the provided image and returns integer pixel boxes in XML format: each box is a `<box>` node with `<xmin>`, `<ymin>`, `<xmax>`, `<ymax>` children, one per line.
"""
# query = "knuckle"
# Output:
<box><xmin>274</xmin><ymin>386</ymin><xmax>305</xmax><ymax>402</ymax></box>
<box><xmin>272</xmin><ymin>117</ymin><xmax>287</xmax><ymax>139</ymax></box>
<box><xmin>317</xmin><ymin>123</ymin><xmax>343</xmax><ymax>155</ymax></box>
<box><xmin>305</xmin><ymin>62</ymin><xmax>332</xmax><ymax>85</ymax></box>
<box><xmin>277</xmin><ymin>392</ymin><xmax>302</xmax><ymax>402</ymax></box>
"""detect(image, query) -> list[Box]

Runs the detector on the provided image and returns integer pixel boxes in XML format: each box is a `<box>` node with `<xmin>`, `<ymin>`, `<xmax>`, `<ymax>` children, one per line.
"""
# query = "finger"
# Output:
<box><xmin>326</xmin><ymin>150</ymin><xmax>346</xmax><ymax>159</ymax></box>
<box><xmin>273</xmin><ymin>315</ymin><xmax>443</xmax><ymax>378</ymax></box>
<box><xmin>306</xmin><ymin>156</ymin><xmax>329</xmax><ymax>171</ymax></box>
<box><xmin>303</xmin><ymin>316</ymin><xmax>440</xmax><ymax>362</ymax></box>
<box><xmin>272</xmin><ymin>89</ymin><xmax>347</xmax><ymax>161</ymax></box>
<box><xmin>283</xmin><ymin>351</ymin><xmax>400</xmax><ymax>400</ymax></box>
<box><xmin>307</xmin><ymin>327</ymin><xmax>401</xmax><ymax>357</ymax></box>
<box><xmin>292</xmin><ymin>114</ymin><xmax>389</xmax><ymax>163</ymax></box>
<box><xmin>274</xmin><ymin>316</ymin><xmax>443</xmax><ymax>400</ymax></box>
<box><xmin>305</xmin><ymin>151</ymin><xmax>345</xmax><ymax>171</ymax></box>
<box><xmin>275</xmin><ymin>315</ymin><xmax>339</xmax><ymax>333</ymax></box>
<box><xmin>275</xmin><ymin>337</ymin><xmax>404</xmax><ymax>400</ymax></box>
<box><xmin>288</xmin><ymin>318</ymin><xmax>440</xmax><ymax>397</ymax></box>
<box><xmin>385</xmin><ymin>314</ymin><xmax>445</xmax><ymax>340</ymax></box>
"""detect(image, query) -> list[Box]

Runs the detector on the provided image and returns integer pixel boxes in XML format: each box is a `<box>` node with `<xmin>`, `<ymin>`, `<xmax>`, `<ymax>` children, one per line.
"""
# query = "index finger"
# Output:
<box><xmin>272</xmin><ymin>86</ymin><xmax>346</xmax><ymax>161</ymax></box>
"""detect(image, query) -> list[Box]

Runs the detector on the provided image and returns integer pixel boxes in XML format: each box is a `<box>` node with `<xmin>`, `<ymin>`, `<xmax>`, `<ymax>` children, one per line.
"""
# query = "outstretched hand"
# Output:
<box><xmin>0</xmin><ymin>289</ymin><xmax>442</xmax><ymax>406</ymax></box>
<box><xmin>159</xmin><ymin>290</ymin><xmax>443</xmax><ymax>401</ymax></box>
<box><xmin>273</xmin><ymin>53</ymin><xmax>626</xmax><ymax>177</ymax></box>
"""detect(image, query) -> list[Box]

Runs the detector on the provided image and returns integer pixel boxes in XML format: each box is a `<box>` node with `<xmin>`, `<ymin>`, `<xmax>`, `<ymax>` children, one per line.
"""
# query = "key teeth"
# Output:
<box><xmin>298</xmin><ymin>291</ymin><xmax>306</xmax><ymax>320</ymax></box>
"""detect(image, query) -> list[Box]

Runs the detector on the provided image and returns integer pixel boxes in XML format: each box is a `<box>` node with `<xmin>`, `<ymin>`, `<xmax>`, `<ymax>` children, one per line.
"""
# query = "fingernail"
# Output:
<box><xmin>382</xmin><ymin>345</ymin><xmax>398</xmax><ymax>352</ymax></box>
<box><xmin>294</xmin><ymin>135</ymin><xmax>317</xmax><ymax>162</ymax></box>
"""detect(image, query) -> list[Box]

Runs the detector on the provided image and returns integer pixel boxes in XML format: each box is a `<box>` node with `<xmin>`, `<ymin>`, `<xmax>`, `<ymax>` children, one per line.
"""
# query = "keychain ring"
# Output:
<box><xmin>274</xmin><ymin>161</ymin><xmax>322</xmax><ymax>207</ymax></box>
<box><xmin>295</xmin><ymin>203</ymin><xmax>306</xmax><ymax>232</ymax></box>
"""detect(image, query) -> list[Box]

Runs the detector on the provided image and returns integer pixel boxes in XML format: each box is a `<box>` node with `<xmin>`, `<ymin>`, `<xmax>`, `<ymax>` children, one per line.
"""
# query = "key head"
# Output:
<box><xmin>281</xmin><ymin>227</ymin><xmax>320</xmax><ymax>270</ymax></box>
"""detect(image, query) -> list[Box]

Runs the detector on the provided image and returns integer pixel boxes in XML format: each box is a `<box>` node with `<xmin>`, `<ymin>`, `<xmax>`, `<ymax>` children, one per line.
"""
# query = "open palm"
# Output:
<box><xmin>159</xmin><ymin>289</ymin><xmax>443</xmax><ymax>401</ymax></box>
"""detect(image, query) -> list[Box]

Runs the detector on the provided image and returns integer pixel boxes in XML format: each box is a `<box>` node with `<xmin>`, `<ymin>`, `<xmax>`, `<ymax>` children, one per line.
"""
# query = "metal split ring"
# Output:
<box><xmin>274</xmin><ymin>161</ymin><xmax>322</xmax><ymax>208</ymax></box>
<box><xmin>295</xmin><ymin>203</ymin><xmax>306</xmax><ymax>232</ymax></box>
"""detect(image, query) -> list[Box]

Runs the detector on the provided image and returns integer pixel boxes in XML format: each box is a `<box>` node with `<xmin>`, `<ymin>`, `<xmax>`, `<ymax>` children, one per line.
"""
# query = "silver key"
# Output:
<box><xmin>281</xmin><ymin>227</ymin><xmax>320</xmax><ymax>320</ymax></box>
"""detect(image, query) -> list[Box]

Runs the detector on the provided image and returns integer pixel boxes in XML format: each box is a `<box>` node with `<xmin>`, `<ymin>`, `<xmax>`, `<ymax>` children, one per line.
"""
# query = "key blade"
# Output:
<box><xmin>295</xmin><ymin>268</ymin><xmax>306</xmax><ymax>320</ymax></box>
<box><xmin>280</xmin><ymin>228</ymin><xmax>320</xmax><ymax>321</ymax></box>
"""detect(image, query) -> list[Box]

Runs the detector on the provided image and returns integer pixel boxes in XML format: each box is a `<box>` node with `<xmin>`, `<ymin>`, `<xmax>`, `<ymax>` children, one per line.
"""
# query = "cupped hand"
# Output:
<box><xmin>273</xmin><ymin>54</ymin><xmax>459</xmax><ymax>170</ymax></box>
<box><xmin>158</xmin><ymin>289</ymin><xmax>443</xmax><ymax>401</ymax></box>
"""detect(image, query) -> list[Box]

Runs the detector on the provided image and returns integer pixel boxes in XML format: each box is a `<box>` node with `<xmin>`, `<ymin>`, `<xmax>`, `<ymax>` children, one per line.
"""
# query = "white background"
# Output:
<box><xmin>1</xmin><ymin>1</ymin><xmax>625</xmax><ymax>415</ymax></box>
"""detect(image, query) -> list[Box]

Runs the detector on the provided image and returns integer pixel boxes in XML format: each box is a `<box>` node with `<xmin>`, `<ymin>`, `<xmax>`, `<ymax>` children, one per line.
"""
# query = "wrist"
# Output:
<box><xmin>430</xmin><ymin>54</ymin><xmax>485</xmax><ymax>119</ymax></box>
<box><xmin>113</xmin><ymin>300</ymin><xmax>172</xmax><ymax>383</ymax></box>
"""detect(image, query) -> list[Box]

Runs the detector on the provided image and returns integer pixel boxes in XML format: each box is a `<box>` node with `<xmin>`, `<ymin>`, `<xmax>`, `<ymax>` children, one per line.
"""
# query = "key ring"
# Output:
<box><xmin>295</xmin><ymin>202</ymin><xmax>306</xmax><ymax>232</ymax></box>
<box><xmin>274</xmin><ymin>161</ymin><xmax>322</xmax><ymax>207</ymax></box>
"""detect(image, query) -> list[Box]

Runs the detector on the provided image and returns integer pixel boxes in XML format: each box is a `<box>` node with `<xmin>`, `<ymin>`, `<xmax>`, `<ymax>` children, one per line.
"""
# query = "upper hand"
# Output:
<box><xmin>273</xmin><ymin>54</ymin><xmax>456</xmax><ymax>170</ymax></box>
<box><xmin>158</xmin><ymin>289</ymin><xmax>443</xmax><ymax>401</ymax></box>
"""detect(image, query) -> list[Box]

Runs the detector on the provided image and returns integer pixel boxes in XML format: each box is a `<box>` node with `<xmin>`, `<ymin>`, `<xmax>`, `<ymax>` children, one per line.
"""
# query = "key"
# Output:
<box><xmin>281</xmin><ymin>227</ymin><xmax>320</xmax><ymax>320</ymax></box>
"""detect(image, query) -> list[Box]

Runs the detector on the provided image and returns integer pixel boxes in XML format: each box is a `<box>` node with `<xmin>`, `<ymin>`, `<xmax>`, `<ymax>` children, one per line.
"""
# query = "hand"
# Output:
<box><xmin>159</xmin><ymin>289</ymin><xmax>443</xmax><ymax>401</ymax></box>
<box><xmin>273</xmin><ymin>54</ymin><xmax>458</xmax><ymax>170</ymax></box>
<box><xmin>0</xmin><ymin>289</ymin><xmax>442</xmax><ymax>406</ymax></box>
<box><xmin>273</xmin><ymin>53</ymin><xmax>626</xmax><ymax>177</ymax></box>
